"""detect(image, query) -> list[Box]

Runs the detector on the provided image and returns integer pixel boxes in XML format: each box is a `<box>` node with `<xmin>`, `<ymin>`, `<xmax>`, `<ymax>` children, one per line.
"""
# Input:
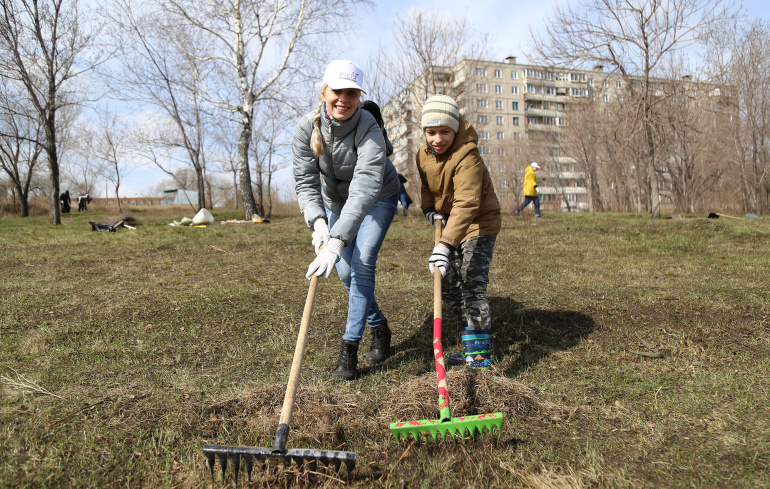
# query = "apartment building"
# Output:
<box><xmin>381</xmin><ymin>56</ymin><xmax>725</xmax><ymax>212</ymax></box>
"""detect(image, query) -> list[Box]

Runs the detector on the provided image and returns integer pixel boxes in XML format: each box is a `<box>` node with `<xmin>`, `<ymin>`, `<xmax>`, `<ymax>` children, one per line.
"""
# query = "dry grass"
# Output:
<box><xmin>1</xmin><ymin>207</ymin><xmax>769</xmax><ymax>488</ymax></box>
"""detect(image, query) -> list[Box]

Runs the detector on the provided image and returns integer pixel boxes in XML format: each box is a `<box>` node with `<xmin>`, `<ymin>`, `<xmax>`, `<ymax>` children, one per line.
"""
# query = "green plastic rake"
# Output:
<box><xmin>389</xmin><ymin>222</ymin><xmax>503</xmax><ymax>442</ymax></box>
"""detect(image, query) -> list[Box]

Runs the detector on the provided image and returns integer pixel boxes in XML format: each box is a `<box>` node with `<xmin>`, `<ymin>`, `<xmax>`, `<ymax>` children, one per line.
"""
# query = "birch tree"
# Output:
<box><xmin>160</xmin><ymin>0</ymin><xmax>369</xmax><ymax>219</ymax></box>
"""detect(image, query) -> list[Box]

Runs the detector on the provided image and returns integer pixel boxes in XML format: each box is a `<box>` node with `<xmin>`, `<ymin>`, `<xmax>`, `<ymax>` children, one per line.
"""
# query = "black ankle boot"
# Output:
<box><xmin>365</xmin><ymin>323</ymin><xmax>391</xmax><ymax>364</ymax></box>
<box><xmin>332</xmin><ymin>339</ymin><xmax>359</xmax><ymax>380</ymax></box>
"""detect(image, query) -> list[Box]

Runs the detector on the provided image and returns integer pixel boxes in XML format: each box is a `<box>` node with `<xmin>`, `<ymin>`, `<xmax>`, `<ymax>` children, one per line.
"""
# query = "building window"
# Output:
<box><xmin>477</xmin><ymin>115</ymin><xmax>488</xmax><ymax>124</ymax></box>
<box><xmin>513</xmin><ymin>132</ymin><xmax>521</xmax><ymax>140</ymax></box>
<box><xmin>616</xmin><ymin>80</ymin><xmax>622</xmax><ymax>88</ymax></box>
<box><xmin>570</xmin><ymin>73</ymin><xmax>586</xmax><ymax>82</ymax></box>
<box><xmin>498</xmin><ymin>148</ymin><xmax>505</xmax><ymax>157</ymax></box>
<box><xmin>479</xmin><ymin>131</ymin><xmax>490</xmax><ymax>140</ymax></box>
<box><xmin>528</xmin><ymin>117</ymin><xmax>538</xmax><ymax>124</ymax></box>
<box><xmin>497</xmin><ymin>131</ymin><xmax>504</xmax><ymax>140</ymax></box>
<box><xmin>571</xmin><ymin>88</ymin><xmax>588</xmax><ymax>97</ymax></box>
<box><xmin>603</xmin><ymin>79</ymin><xmax>609</xmax><ymax>87</ymax></box>
<box><xmin>496</xmin><ymin>116</ymin><xmax>504</xmax><ymax>125</ymax></box>
<box><xmin>603</xmin><ymin>94</ymin><xmax>609</xmax><ymax>102</ymax></box>
<box><xmin>514</xmin><ymin>148</ymin><xmax>521</xmax><ymax>156</ymax></box>
<box><xmin>476</xmin><ymin>83</ymin><xmax>487</xmax><ymax>93</ymax></box>
<box><xmin>511</xmin><ymin>86</ymin><xmax>518</xmax><ymax>95</ymax></box>
<box><xmin>475</xmin><ymin>67</ymin><xmax>487</xmax><ymax>77</ymax></box>
<box><xmin>495</xmin><ymin>85</ymin><xmax>502</xmax><ymax>93</ymax></box>
<box><xmin>512</xmin><ymin>101</ymin><xmax>519</xmax><ymax>110</ymax></box>
<box><xmin>477</xmin><ymin>99</ymin><xmax>488</xmax><ymax>108</ymax></box>
<box><xmin>495</xmin><ymin>100</ymin><xmax>503</xmax><ymax>109</ymax></box>
<box><xmin>494</xmin><ymin>69</ymin><xmax>502</xmax><ymax>78</ymax></box>
<box><xmin>513</xmin><ymin>117</ymin><xmax>520</xmax><ymax>126</ymax></box>
<box><xmin>479</xmin><ymin>146</ymin><xmax>490</xmax><ymax>155</ymax></box>
<box><xmin>510</xmin><ymin>70</ymin><xmax>518</xmax><ymax>79</ymax></box>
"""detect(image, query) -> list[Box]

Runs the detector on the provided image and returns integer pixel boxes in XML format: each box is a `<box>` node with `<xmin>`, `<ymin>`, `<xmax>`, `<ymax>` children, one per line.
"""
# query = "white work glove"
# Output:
<box><xmin>311</xmin><ymin>218</ymin><xmax>330</xmax><ymax>254</ymax></box>
<box><xmin>424</xmin><ymin>208</ymin><xmax>446</xmax><ymax>228</ymax></box>
<box><xmin>428</xmin><ymin>245</ymin><xmax>450</xmax><ymax>277</ymax></box>
<box><xmin>306</xmin><ymin>238</ymin><xmax>343</xmax><ymax>279</ymax></box>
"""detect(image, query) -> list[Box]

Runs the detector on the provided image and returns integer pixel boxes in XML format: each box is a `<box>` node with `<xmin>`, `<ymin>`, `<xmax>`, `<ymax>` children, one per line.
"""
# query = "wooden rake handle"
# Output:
<box><xmin>273</xmin><ymin>274</ymin><xmax>319</xmax><ymax>453</ymax></box>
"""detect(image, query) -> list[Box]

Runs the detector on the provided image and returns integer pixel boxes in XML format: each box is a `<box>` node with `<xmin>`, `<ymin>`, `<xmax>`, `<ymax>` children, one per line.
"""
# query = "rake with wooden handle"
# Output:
<box><xmin>203</xmin><ymin>274</ymin><xmax>356</xmax><ymax>483</ymax></box>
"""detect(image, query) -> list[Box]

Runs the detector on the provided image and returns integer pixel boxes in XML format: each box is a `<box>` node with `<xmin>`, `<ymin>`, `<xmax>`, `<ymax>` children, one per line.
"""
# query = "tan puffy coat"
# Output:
<box><xmin>417</xmin><ymin>117</ymin><xmax>501</xmax><ymax>248</ymax></box>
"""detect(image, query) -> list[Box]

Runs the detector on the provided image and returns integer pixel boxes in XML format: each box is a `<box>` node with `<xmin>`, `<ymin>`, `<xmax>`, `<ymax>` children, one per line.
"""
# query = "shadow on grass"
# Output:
<box><xmin>360</xmin><ymin>296</ymin><xmax>594</xmax><ymax>379</ymax></box>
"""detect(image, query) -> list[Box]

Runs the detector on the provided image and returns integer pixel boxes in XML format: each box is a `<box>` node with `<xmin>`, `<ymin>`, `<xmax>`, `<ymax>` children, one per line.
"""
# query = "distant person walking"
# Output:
<box><xmin>60</xmin><ymin>190</ymin><xmax>71</xmax><ymax>214</ymax></box>
<box><xmin>77</xmin><ymin>194</ymin><xmax>89</xmax><ymax>212</ymax></box>
<box><xmin>514</xmin><ymin>162</ymin><xmax>542</xmax><ymax>217</ymax></box>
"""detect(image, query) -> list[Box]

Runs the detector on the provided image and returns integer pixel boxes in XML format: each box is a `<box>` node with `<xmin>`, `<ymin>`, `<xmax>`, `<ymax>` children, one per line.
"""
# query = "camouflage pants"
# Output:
<box><xmin>441</xmin><ymin>234</ymin><xmax>497</xmax><ymax>332</ymax></box>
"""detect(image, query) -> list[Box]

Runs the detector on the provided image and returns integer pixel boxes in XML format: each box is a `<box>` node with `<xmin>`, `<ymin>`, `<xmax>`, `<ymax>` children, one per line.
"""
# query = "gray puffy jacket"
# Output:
<box><xmin>293</xmin><ymin>106</ymin><xmax>399</xmax><ymax>245</ymax></box>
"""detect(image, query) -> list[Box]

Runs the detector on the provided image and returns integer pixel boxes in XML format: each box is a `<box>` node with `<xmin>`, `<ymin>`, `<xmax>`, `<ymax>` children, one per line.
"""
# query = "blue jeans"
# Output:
<box><xmin>398</xmin><ymin>192</ymin><xmax>409</xmax><ymax>215</ymax></box>
<box><xmin>326</xmin><ymin>196</ymin><xmax>397</xmax><ymax>341</ymax></box>
<box><xmin>516</xmin><ymin>196</ymin><xmax>541</xmax><ymax>216</ymax></box>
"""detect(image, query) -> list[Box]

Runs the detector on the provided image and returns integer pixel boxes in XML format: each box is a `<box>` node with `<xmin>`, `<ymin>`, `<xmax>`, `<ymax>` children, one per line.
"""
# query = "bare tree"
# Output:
<box><xmin>109</xmin><ymin>0</ymin><xmax>213</xmax><ymax>211</ymax></box>
<box><xmin>159</xmin><ymin>0</ymin><xmax>370</xmax><ymax>219</ymax></box>
<box><xmin>378</xmin><ymin>9</ymin><xmax>490</xmax><ymax>205</ymax></box>
<box><xmin>250</xmin><ymin>104</ymin><xmax>292</xmax><ymax>217</ymax></box>
<box><xmin>60</xmin><ymin>121</ymin><xmax>107</xmax><ymax>198</ymax></box>
<box><xmin>95</xmin><ymin>112</ymin><xmax>130</xmax><ymax>212</ymax></box>
<box><xmin>705</xmin><ymin>19</ymin><xmax>770</xmax><ymax>215</ymax></box>
<box><xmin>529</xmin><ymin>0</ymin><xmax>739</xmax><ymax>217</ymax></box>
<box><xmin>0</xmin><ymin>0</ymin><xmax>104</xmax><ymax>224</ymax></box>
<box><xmin>0</xmin><ymin>78</ymin><xmax>43</xmax><ymax>216</ymax></box>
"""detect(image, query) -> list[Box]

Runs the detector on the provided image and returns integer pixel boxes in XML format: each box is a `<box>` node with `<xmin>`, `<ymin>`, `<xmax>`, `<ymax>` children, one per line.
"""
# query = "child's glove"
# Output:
<box><xmin>429</xmin><ymin>245</ymin><xmax>450</xmax><ymax>277</ymax></box>
<box><xmin>306</xmin><ymin>238</ymin><xmax>343</xmax><ymax>279</ymax></box>
<box><xmin>311</xmin><ymin>218</ymin><xmax>330</xmax><ymax>254</ymax></box>
<box><xmin>423</xmin><ymin>208</ymin><xmax>446</xmax><ymax>228</ymax></box>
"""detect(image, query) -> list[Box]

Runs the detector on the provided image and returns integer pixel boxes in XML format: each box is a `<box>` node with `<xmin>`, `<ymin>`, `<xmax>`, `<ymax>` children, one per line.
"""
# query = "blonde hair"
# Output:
<box><xmin>310</xmin><ymin>85</ymin><xmax>327</xmax><ymax>156</ymax></box>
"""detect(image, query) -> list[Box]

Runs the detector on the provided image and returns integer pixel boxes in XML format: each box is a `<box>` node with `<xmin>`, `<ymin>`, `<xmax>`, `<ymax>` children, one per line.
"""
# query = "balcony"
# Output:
<box><xmin>523</xmin><ymin>92</ymin><xmax>559</xmax><ymax>102</ymax></box>
<box><xmin>524</xmin><ymin>107</ymin><xmax>559</xmax><ymax>118</ymax></box>
<box><xmin>526</xmin><ymin>123</ymin><xmax>560</xmax><ymax>132</ymax></box>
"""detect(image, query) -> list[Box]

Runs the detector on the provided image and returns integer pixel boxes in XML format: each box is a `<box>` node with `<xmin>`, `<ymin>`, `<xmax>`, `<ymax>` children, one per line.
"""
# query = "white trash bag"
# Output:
<box><xmin>192</xmin><ymin>208</ymin><xmax>214</xmax><ymax>225</ymax></box>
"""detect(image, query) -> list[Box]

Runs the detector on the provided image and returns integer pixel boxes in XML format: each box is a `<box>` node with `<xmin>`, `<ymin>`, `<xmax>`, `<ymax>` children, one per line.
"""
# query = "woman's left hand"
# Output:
<box><xmin>306</xmin><ymin>238</ymin><xmax>344</xmax><ymax>279</ymax></box>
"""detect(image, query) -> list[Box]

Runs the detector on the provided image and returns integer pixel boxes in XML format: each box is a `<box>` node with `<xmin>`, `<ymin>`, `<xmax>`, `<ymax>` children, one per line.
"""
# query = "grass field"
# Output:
<box><xmin>1</xmin><ymin>206</ymin><xmax>768</xmax><ymax>488</ymax></box>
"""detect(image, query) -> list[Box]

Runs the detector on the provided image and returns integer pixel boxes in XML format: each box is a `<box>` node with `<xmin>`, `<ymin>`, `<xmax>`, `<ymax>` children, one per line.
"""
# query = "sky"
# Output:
<box><xmin>117</xmin><ymin>0</ymin><xmax>770</xmax><ymax>199</ymax></box>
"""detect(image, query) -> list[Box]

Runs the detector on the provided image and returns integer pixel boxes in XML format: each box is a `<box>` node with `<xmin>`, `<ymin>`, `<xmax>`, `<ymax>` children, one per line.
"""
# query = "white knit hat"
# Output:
<box><xmin>421</xmin><ymin>95</ymin><xmax>461</xmax><ymax>133</ymax></box>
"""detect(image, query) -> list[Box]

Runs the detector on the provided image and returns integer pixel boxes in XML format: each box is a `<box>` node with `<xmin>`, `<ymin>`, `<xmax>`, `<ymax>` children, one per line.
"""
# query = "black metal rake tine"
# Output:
<box><xmin>243</xmin><ymin>454</ymin><xmax>253</xmax><ymax>482</ymax></box>
<box><xmin>205</xmin><ymin>452</ymin><xmax>216</xmax><ymax>481</ymax></box>
<box><xmin>217</xmin><ymin>452</ymin><xmax>228</xmax><ymax>481</ymax></box>
<box><xmin>232</xmin><ymin>453</ymin><xmax>241</xmax><ymax>485</ymax></box>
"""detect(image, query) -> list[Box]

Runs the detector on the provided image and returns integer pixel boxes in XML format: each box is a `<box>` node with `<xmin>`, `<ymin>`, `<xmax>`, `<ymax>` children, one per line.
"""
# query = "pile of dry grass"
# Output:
<box><xmin>197</xmin><ymin>370</ymin><xmax>576</xmax><ymax>449</ymax></box>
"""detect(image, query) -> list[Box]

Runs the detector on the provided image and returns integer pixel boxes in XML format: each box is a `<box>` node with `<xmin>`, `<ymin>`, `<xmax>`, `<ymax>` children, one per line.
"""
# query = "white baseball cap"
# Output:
<box><xmin>322</xmin><ymin>59</ymin><xmax>366</xmax><ymax>93</ymax></box>
<box><xmin>531</xmin><ymin>162</ymin><xmax>541</xmax><ymax>169</ymax></box>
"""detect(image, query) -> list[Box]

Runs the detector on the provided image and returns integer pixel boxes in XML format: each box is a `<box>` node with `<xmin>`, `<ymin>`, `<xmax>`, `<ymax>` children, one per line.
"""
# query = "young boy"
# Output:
<box><xmin>416</xmin><ymin>95</ymin><xmax>502</xmax><ymax>369</ymax></box>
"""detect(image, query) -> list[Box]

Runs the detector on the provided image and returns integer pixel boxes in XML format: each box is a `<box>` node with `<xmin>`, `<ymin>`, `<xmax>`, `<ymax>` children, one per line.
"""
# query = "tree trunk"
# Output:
<box><xmin>196</xmin><ymin>165</ymin><xmax>205</xmax><ymax>210</ymax></box>
<box><xmin>45</xmin><ymin>123</ymin><xmax>61</xmax><ymax>225</ymax></box>
<box><xmin>238</xmin><ymin>116</ymin><xmax>257</xmax><ymax>220</ymax></box>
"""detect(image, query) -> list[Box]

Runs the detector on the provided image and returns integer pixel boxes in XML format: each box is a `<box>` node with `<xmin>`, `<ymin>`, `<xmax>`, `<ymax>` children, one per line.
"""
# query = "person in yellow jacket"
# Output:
<box><xmin>417</xmin><ymin>95</ymin><xmax>502</xmax><ymax>370</ymax></box>
<box><xmin>513</xmin><ymin>162</ymin><xmax>542</xmax><ymax>217</ymax></box>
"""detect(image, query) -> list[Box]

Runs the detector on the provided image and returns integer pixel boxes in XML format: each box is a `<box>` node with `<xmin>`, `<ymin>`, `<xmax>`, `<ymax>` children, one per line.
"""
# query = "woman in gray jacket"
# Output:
<box><xmin>293</xmin><ymin>59</ymin><xmax>400</xmax><ymax>381</ymax></box>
